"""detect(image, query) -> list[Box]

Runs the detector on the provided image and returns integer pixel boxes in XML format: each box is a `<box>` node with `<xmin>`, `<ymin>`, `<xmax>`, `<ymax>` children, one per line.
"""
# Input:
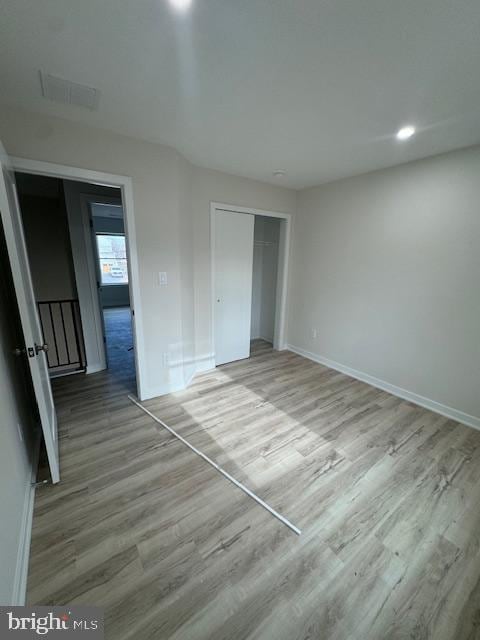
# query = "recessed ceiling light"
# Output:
<box><xmin>169</xmin><ymin>0</ymin><xmax>192</xmax><ymax>11</ymax></box>
<box><xmin>396</xmin><ymin>126</ymin><xmax>416</xmax><ymax>141</ymax></box>
<box><xmin>273</xmin><ymin>170</ymin><xmax>286</xmax><ymax>178</ymax></box>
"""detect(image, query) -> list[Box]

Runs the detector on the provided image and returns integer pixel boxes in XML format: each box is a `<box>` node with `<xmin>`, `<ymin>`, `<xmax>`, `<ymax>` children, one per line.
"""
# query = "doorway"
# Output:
<box><xmin>11</xmin><ymin>156</ymin><xmax>146</xmax><ymax>403</ymax></box>
<box><xmin>15</xmin><ymin>174</ymin><xmax>137</xmax><ymax>394</ymax></box>
<box><xmin>251</xmin><ymin>215</ymin><xmax>282</xmax><ymax>346</ymax></box>
<box><xmin>1</xmin><ymin>149</ymin><xmax>146</xmax><ymax>483</ymax></box>
<box><xmin>88</xmin><ymin>198</ymin><xmax>136</xmax><ymax>388</ymax></box>
<box><xmin>211</xmin><ymin>203</ymin><xmax>291</xmax><ymax>367</ymax></box>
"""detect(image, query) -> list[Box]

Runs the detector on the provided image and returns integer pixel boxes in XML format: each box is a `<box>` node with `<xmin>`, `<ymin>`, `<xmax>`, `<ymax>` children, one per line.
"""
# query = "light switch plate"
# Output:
<box><xmin>158</xmin><ymin>272</ymin><xmax>168</xmax><ymax>286</ymax></box>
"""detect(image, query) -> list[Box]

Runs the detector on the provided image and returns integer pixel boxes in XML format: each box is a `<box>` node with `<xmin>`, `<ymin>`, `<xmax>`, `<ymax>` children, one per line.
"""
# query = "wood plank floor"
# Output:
<box><xmin>28</xmin><ymin>340</ymin><xmax>480</xmax><ymax>639</ymax></box>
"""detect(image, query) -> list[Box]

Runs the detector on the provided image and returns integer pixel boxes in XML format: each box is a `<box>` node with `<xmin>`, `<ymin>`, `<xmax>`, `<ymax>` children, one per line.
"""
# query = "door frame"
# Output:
<box><xmin>11</xmin><ymin>156</ymin><xmax>147</xmax><ymax>400</ymax></box>
<box><xmin>210</xmin><ymin>202</ymin><xmax>292</xmax><ymax>361</ymax></box>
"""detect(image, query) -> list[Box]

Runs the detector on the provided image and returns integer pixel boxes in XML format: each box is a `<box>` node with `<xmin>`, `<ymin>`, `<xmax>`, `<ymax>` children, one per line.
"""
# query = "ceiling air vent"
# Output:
<box><xmin>39</xmin><ymin>71</ymin><xmax>100</xmax><ymax>110</ymax></box>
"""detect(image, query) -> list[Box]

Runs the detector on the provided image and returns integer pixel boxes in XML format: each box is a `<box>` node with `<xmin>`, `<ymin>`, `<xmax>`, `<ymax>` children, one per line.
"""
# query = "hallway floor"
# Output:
<box><xmin>103</xmin><ymin>306</ymin><xmax>136</xmax><ymax>395</ymax></box>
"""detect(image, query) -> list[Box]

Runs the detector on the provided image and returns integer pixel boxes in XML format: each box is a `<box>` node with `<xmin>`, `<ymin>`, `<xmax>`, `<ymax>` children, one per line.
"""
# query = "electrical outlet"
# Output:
<box><xmin>311</xmin><ymin>328</ymin><xmax>318</xmax><ymax>340</ymax></box>
<box><xmin>158</xmin><ymin>272</ymin><xmax>168</xmax><ymax>286</ymax></box>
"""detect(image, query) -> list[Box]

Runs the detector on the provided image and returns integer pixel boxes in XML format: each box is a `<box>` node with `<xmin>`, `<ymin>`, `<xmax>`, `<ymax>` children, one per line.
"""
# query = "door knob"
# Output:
<box><xmin>13</xmin><ymin>347</ymin><xmax>25</xmax><ymax>356</ymax></box>
<box><xmin>35</xmin><ymin>343</ymin><xmax>49</xmax><ymax>355</ymax></box>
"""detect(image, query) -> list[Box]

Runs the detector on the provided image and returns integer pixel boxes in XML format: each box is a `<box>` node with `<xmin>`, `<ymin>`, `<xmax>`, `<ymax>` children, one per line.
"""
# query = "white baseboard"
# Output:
<box><xmin>141</xmin><ymin>378</ymin><xmax>185</xmax><ymax>401</ymax></box>
<box><xmin>141</xmin><ymin>354</ymin><xmax>216</xmax><ymax>400</ymax></box>
<box><xmin>12</xmin><ymin>432</ymin><xmax>40</xmax><ymax>605</ymax></box>
<box><xmin>287</xmin><ymin>344</ymin><xmax>480</xmax><ymax>431</ymax></box>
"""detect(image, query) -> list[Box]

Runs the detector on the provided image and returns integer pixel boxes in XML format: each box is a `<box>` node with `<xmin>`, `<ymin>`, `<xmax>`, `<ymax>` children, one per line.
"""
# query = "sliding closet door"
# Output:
<box><xmin>214</xmin><ymin>210</ymin><xmax>254</xmax><ymax>365</ymax></box>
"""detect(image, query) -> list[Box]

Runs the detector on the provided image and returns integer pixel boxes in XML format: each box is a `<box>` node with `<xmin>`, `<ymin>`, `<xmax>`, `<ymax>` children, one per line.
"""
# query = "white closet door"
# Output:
<box><xmin>214</xmin><ymin>210</ymin><xmax>254</xmax><ymax>366</ymax></box>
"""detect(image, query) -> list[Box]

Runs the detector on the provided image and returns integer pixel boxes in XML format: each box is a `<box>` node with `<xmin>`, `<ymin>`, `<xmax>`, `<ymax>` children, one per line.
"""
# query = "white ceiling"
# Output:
<box><xmin>1</xmin><ymin>0</ymin><xmax>480</xmax><ymax>188</ymax></box>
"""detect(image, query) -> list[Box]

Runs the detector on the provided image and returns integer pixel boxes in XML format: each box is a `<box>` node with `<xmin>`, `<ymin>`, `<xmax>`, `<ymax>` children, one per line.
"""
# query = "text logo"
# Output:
<box><xmin>0</xmin><ymin>607</ymin><xmax>103</xmax><ymax>639</ymax></box>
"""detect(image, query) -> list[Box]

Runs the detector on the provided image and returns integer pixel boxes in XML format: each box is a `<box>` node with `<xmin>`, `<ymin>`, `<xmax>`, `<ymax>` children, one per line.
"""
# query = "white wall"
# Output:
<box><xmin>0</xmin><ymin>226</ymin><xmax>36</xmax><ymax>604</ymax></box>
<box><xmin>0</xmin><ymin>105</ymin><xmax>188</xmax><ymax>398</ymax></box>
<box><xmin>289</xmin><ymin>145</ymin><xmax>480</xmax><ymax>423</ymax></box>
<box><xmin>4</xmin><ymin>105</ymin><xmax>478</xmax><ymax>426</ymax></box>
<box><xmin>251</xmin><ymin>216</ymin><xmax>281</xmax><ymax>342</ymax></box>
<box><xmin>177</xmin><ymin>155</ymin><xmax>196</xmax><ymax>385</ymax></box>
<box><xmin>0</xmin><ymin>105</ymin><xmax>295</xmax><ymax>396</ymax></box>
<box><xmin>191</xmin><ymin>166</ymin><xmax>296</xmax><ymax>370</ymax></box>
<box><xmin>98</xmin><ymin>283</ymin><xmax>130</xmax><ymax>309</ymax></box>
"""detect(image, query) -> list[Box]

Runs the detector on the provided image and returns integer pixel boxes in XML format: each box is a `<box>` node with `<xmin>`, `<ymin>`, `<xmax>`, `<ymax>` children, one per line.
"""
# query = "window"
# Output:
<box><xmin>96</xmin><ymin>234</ymin><xmax>129</xmax><ymax>285</ymax></box>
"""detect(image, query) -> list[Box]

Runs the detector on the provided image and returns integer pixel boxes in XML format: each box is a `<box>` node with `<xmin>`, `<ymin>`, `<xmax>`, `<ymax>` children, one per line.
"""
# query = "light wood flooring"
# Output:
<box><xmin>28</xmin><ymin>340</ymin><xmax>480</xmax><ymax>639</ymax></box>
